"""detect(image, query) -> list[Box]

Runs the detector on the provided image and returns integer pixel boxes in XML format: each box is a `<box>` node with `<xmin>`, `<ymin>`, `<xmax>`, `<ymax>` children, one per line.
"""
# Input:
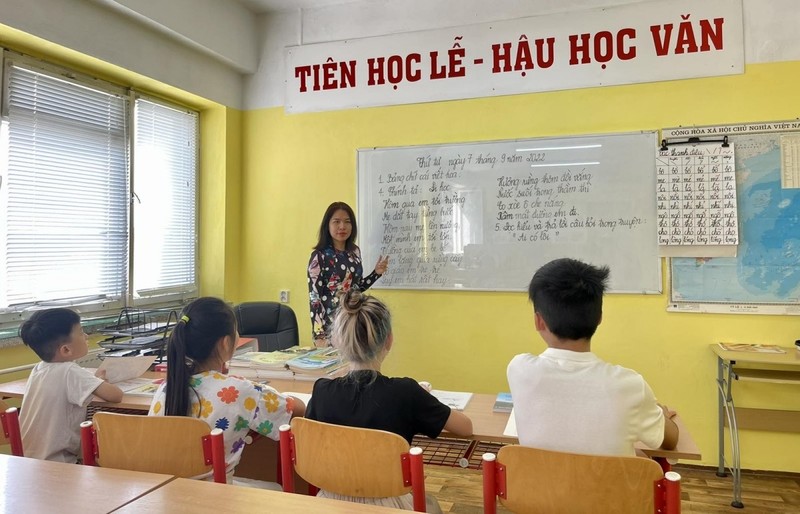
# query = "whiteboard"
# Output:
<box><xmin>357</xmin><ymin>132</ymin><xmax>661</xmax><ymax>293</ymax></box>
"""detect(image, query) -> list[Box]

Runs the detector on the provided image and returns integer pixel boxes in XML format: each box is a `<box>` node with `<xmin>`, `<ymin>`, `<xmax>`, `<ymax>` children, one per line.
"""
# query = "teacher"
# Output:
<box><xmin>307</xmin><ymin>201</ymin><xmax>389</xmax><ymax>346</ymax></box>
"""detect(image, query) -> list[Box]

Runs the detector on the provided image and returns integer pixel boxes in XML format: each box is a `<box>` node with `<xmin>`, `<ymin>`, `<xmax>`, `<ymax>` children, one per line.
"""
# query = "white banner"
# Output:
<box><xmin>285</xmin><ymin>0</ymin><xmax>743</xmax><ymax>113</ymax></box>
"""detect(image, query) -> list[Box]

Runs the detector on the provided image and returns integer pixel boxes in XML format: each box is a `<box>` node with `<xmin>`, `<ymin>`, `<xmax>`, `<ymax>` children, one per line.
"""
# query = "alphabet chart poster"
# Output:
<box><xmin>656</xmin><ymin>142</ymin><xmax>738</xmax><ymax>251</ymax></box>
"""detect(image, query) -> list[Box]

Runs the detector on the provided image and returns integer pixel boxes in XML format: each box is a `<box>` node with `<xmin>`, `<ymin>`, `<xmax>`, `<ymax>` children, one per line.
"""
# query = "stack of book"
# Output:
<box><xmin>286</xmin><ymin>347</ymin><xmax>346</xmax><ymax>381</ymax></box>
<box><xmin>228</xmin><ymin>347</ymin><xmax>311</xmax><ymax>380</ymax></box>
<box><xmin>228</xmin><ymin>346</ymin><xmax>347</xmax><ymax>381</ymax></box>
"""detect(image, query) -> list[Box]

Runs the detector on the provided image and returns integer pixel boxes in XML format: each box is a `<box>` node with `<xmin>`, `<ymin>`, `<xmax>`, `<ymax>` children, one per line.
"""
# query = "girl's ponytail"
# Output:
<box><xmin>163</xmin><ymin>298</ymin><xmax>236</xmax><ymax>417</ymax></box>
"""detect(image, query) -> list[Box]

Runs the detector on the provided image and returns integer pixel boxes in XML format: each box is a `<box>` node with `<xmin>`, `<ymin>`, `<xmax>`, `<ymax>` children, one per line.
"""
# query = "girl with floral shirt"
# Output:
<box><xmin>149</xmin><ymin>297</ymin><xmax>305</xmax><ymax>481</ymax></box>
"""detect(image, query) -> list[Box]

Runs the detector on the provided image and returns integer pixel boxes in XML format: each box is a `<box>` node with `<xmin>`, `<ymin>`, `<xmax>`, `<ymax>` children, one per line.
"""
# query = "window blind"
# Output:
<box><xmin>132</xmin><ymin>97</ymin><xmax>198</xmax><ymax>300</ymax></box>
<box><xmin>1</xmin><ymin>63</ymin><xmax>128</xmax><ymax>309</ymax></box>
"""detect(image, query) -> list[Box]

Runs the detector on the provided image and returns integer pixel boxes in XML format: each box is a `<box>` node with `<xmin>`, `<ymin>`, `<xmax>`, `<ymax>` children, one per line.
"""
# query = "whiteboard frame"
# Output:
<box><xmin>357</xmin><ymin>131</ymin><xmax>663</xmax><ymax>295</ymax></box>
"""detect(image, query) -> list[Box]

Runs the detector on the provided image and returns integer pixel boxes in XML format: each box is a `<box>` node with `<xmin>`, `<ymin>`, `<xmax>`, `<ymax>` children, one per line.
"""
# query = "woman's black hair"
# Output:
<box><xmin>164</xmin><ymin>297</ymin><xmax>237</xmax><ymax>417</ymax></box>
<box><xmin>314</xmin><ymin>201</ymin><xmax>357</xmax><ymax>251</ymax></box>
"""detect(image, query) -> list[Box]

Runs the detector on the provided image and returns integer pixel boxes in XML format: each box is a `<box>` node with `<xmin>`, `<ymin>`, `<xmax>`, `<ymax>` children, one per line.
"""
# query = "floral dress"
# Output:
<box><xmin>307</xmin><ymin>245</ymin><xmax>382</xmax><ymax>340</ymax></box>
<box><xmin>149</xmin><ymin>371</ymin><xmax>294</xmax><ymax>478</ymax></box>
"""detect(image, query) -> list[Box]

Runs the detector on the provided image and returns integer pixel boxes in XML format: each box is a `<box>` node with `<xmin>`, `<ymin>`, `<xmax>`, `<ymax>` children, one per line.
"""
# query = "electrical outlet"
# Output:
<box><xmin>279</xmin><ymin>290</ymin><xmax>290</xmax><ymax>303</ymax></box>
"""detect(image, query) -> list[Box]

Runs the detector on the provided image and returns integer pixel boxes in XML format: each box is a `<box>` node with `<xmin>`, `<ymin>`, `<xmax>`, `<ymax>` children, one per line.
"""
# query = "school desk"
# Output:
<box><xmin>0</xmin><ymin>453</ymin><xmax>174</xmax><ymax>513</ymax></box>
<box><xmin>454</xmin><ymin>391</ymin><xmax>702</xmax><ymax>461</ymax></box>
<box><xmin>113</xmin><ymin>477</ymin><xmax>410</xmax><ymax>513</ymax></box>
<box><xmin>0</xmin><ymin>375</ymin><xmax>701</xmax><ymax>460</ymax></box>
<box><xmin>710</xmin><ymin>344</ymin><xmax>800</xmax><ymax>508</ymax></box>
<box><xmin>0</xmin><ymin>371</ymin><xmax>164</xmax><ymax>411</ymax></box>
<box><xmin>0</xmin><ymin>374</ymin><xmax>700</xmax><ymax>487</ymax></box>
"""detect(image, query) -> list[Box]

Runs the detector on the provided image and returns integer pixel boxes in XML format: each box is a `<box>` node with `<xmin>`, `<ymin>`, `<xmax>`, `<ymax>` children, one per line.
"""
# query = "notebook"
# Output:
<box><xmin>493</xmin><ymin>392</ymin><xmax>513</xmax><ymax>413</ymax></box>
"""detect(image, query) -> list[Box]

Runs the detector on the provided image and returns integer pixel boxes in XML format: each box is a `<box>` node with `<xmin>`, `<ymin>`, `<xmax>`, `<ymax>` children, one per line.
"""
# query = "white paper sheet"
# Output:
<box><xmin>430</xmin><ymin>390</ymin><xmax>473</xmax><ymax>411</ymax></box>
<box><xmin>503</xmin><ymin>409</ymin><xmax>518</xmax><ymax>438</ymax></box>
<box><xmin>97</xmin><ymin>355</ymin><xmax>156</xmax><ymax>383</ymax></box>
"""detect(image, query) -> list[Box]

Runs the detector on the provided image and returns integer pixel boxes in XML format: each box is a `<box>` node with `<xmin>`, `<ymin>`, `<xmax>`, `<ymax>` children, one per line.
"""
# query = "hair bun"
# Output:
<box><xmin>339</xmin><ymin>289</ymin><xmax>364</xmax><ymax>313</ymax></box>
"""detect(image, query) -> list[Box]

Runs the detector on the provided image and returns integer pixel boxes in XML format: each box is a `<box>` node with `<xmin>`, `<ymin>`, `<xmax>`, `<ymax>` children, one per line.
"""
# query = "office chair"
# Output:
<box><xmin>279</xmin><ymin>418</ymin><xmax>427</xmax><ymax>512</ymax></box>
<box><xmin>482</xmin><ymin>445</ymin><xmax>681</xmax><ymax>514</ymax></box>
<box><xmin>234</xmin><ymin>302</ymin><xmax>299</xmax><ymax>352</ymax></box>
<box><xmin>80</xmin><ymin>412</ymin><xmax>227</xmax><ymax>483</ymax></box>
<box><xmin>0</xmin><ymin>400</ymin><xmax>24</xmax><ymax>456</ymax></box>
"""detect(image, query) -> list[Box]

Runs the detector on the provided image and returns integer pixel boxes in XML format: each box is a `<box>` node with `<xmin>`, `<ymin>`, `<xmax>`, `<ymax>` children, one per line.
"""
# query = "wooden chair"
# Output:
<box><xmin>279</xmin><ymin>418</ymin><xmax>427</xmax><ymax>512</ymax></box>
<box><xmin>482</xmin><ymin>446</ymin><xmax>681</xmax><ymax>514</ymax></box>
<box><xmin>80</xmin><ymin>412</ymin><xmax>227</xmax><ymax>483</ymax></box>
<box><xmin>0</xmin><ymin>400</ymin><xmax>24</xmax><ymax>456</ymax></box>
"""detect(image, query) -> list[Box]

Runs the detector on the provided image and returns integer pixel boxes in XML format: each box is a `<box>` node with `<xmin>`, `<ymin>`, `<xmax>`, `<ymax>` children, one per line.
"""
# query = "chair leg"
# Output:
<box><xmin>482</xmin><ymin>453</ymin><xmax>498</xmax><ymax>514</ymax></box>
<box><xmin>1</xmin><ymin>407</ymin><xmax>23</xmax><ymax>457</ymax></box>
<box><xmin>664</xmin><ymin>471</ymin><xmax>682</xmax><ymax>514</ymax></box>
<box><xmin>210</xmin><ymin>428</ymin><xmax>227</xmax><ymax>484</ymax></box>
<box><xmin>279</xmin><ymin>424</ymin><xmax>295</xmax><ymax>493</ymax></box>
<box><xmin>80</xmin><ymin>421</ymin><xmax>96</xmax><ymax>466</ymax></box>
<box><xmin>409</xmin><ymin>447</ymin><xmax>426</xmax><ymax>513</ymax></box>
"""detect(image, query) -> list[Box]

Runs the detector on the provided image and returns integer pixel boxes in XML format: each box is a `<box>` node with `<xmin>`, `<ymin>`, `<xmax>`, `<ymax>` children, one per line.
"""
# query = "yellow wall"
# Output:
<box><xmin>0</xmin><ymin>19</ymin><xmax>797</xmax><ymax>473</ymax></box>
<box><xmin>198</xmin><ymin>105</ymin><xmax>243</xmax><ymax>299</ymax></box>
<box><xmin>241</xmin><ymin>61</ymin><xmax>800</xmax><ymax>472</ymax></box>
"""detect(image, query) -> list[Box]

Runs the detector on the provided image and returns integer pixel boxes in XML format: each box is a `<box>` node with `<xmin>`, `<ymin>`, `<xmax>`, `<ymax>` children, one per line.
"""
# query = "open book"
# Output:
<box><xmin>114</xmin><ymin>377</ymin><xmax>164</xmax><ymax>397</ymax></box>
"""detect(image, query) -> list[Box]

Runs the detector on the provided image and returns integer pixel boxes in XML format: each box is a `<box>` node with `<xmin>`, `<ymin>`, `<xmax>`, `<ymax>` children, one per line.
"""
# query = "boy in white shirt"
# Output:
<box><xmin>19</xmin><ymin>308</ymin><xmax>123</xmax><ymax>462</ymax></box>
<box><xmin>507</xmin><ymin>258</ymin><xmax>678</xmax><ymax>456</ymax></box>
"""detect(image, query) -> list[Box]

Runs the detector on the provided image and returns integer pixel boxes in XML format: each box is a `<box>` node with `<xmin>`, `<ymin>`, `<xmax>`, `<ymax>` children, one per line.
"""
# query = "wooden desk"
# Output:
<box><xmin>710</xmin><ymin>344</ymin><xmax>800</xmax><ymax>508</ymax></box>
<box><xmin>438</xmin><ymin>391</ymin><xmax>702</xmax><ymax>461</ymax></box>
<box><xmin>0</xmin><ymin>374</ymin><xmax>314</xmax><ymax>411</ymax></box>
<box><xmin>0</xmin><ymin>375</ymin><xmax>700</xmax><ymax>461</ymax></box>
<box><xmin>113</xmin><ymin>477</ymin><xmax>409</xmax><ymax>513</ymax></box>
<box><xmin>0</xmin><ymin>453</ymin><xmax>174</xmax><ymax>513</ymax></box>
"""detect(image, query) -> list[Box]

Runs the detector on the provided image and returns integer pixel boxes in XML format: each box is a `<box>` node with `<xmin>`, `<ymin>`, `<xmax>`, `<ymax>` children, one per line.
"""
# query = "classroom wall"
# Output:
<box><xmin>0</xmin><ymin>0</ymin><xmax>252</xmax><ymax>108</ymax></box>
<box><xmin>239</xmin><ymin>60</ymin><xmax>800</xmax><ymax>473</ymax></box>
<box><xmin>244</xmin><ymin>0</ymin><xmax>800</xmax><ymax>109</ymax></box>
<box><xmin>1</xmin><ymin>0</ymin><xmax>798</xmax><ymax>474</ymax></box>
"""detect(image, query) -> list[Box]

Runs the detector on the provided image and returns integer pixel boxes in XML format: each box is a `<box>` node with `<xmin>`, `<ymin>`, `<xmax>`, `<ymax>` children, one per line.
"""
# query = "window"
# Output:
<box><xmin>132</xmin><ymin>98</ymin><xmax>198</xmax><ymax>301</ymax></box>
<box><xmin>0</xmin><ymin>54</ymin><xmax>198</xmax><ymax>321</ymax></box>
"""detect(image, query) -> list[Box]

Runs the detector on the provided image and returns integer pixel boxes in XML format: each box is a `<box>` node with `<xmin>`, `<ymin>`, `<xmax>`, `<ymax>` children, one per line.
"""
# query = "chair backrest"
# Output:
<box><xmin>0</xmin><ymin>399</ymin><xmax>24</xmax><ymax>456</ymax></box>
<box><xmin>280</xmin><ymin>418</ymin><xmax>427</xmax><ymax>511</ymax></box>
<box><xmin>234</xmin><ymin>302</ymin><xmax>299</xmax><ymax>352</ymax></box>
<box><xmin>483</xmin><ymin>445</ymin><xmax>678</xmax><ymax>514</ymax></box>
<box><xmin>81</xmin><ymin>412</ymin><xmax>226</xmax><ymax>483</ymax></box>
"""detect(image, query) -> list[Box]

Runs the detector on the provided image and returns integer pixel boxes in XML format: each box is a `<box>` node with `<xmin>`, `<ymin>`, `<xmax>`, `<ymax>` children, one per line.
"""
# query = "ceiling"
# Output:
<box><xmin>234</xmin><ymin>0</ymin><xmax>361</xmax><ymax>14</ymax></box>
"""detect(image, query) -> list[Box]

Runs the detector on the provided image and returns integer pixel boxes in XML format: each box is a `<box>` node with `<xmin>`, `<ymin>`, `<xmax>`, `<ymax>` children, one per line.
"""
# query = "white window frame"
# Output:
<box><xmin>0</xmin><ymin>52</ymin><xmax>199</xmax><ymax>324</ymax></box>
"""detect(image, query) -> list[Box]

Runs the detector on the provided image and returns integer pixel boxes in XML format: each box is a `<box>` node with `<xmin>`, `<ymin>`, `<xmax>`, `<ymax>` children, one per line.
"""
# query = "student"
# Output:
<box><xmin>149</xmin><ymin>297</ymin><xmax>305</xmax><ymax>483</ymax></box>
<box><xmin>307</xmin><ymin>201</ymin><xmax>389</xmax><ymax>346</ymax></box>
<box><xmin>307</xmin><ymin>289</ymin><xmax>472</xmax><ymax>512</ymax></box>
<box><xmin>507</xmin><ymin>258</ymin><xmax>678</xmax><ymax>456</ymax></box>
<box><xmin>19</xmin><ymin>308</ymin><xmax>123</xmax><ymax>462</ymax></box>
